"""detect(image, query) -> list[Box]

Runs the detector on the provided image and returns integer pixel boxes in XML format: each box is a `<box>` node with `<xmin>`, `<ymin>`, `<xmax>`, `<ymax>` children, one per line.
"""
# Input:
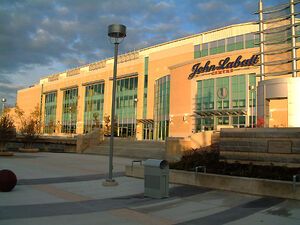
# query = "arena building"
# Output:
<box><xmin>16</xmin><ymin>6</ymin><xmax>300</xmax><ymax>140</ymax></box>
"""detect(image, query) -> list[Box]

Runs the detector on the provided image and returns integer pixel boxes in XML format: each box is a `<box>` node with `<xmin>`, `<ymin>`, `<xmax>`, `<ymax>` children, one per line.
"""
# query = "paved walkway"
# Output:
<box><xmin>0</xmin><ymin>152</ymin><xmax>299</xmax><ymax>225</ymax></box>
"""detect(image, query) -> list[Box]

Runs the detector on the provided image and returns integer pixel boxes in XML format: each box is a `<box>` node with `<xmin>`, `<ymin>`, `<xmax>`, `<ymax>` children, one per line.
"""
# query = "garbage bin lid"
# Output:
<box><xmin>145</xmin><ymin>159</ymin><xmax>168</xmax><ymax>169</ymax></box>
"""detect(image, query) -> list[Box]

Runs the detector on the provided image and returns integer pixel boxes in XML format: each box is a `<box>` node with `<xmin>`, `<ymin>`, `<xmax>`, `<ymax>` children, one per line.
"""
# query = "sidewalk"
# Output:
<box><xmin>0</xmin><ymin>152</ymin><xmax>299</xmax><ymax>225</ymax></box>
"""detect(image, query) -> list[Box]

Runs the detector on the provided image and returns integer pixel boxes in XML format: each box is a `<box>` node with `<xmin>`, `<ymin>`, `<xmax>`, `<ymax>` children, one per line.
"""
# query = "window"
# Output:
<box><xmin>43</xmin><ymin>92</ymin><xmax>57</xmax><ymax>134</ymax></box>
<box><xmin>231</xmin><ymin>75</ymin><xmax>246</xmax><ymax>108</ymax></box>
<box><xmin>61</xmin><ymin>88</ymin><xmax>78</xmax><ymax>134</ymax></box>
<box><xmin>232</xmin><ymin>116</ymin><xmax>245</xmax><ymax>128</ymax></box>
<box><xmin>115</xmin><ymin>76</ymin><xmax>138</xmax><ymax>137</ymax></box>
<box><xmin>154</xmin><ymin>75</ymin><xmax>170</xmax><ymax>140</ymax></box>
<box><xmin>194</xmin><ymin>44</ymin><xmax>201</xmax><ymax>59</ymax></box>
<box><xmin>202</xmin><ymin>79</ymin><xmax>214</xmax><ymax>110</ymax></box>
<box><xmin>201</xmin><ymin>43</ymin><xmax>209</xmax><ymax>57</ymax></box>
<box><xmin>245</xmin><ymin>33</ymin><xmax>259</xmax><ymax>48</ymax></box>
<box><xmin>196</xmin><ymin>81</ymin><xmax>202</xmax><ymax>110</ymax></box>
<box><xmin>216</xmin><ymin>77</ymin><xmax>229</xmax><ymax>109</ymax></box>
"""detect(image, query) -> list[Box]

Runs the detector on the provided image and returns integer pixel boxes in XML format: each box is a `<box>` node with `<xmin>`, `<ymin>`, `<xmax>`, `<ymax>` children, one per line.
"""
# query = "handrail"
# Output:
<box><xmin>131</xmin><ymin>159</ymin><xmax>142</xmax><ymax>171</ymax></box>
<box><xmin>195</xmin><ymin>166</ymin><xmax>206</xmax><ymax>179</ymax></box>
<box><xmin>293</xmin><ymin>174</ymin><xmax>300</xmax><ymax>192</ymax></box>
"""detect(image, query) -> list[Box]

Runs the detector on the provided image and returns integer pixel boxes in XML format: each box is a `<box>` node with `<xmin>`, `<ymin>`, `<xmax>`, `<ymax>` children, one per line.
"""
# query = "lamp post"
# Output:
<box><xmin>69</xmin><ymin>106</ymin><xmax>72</xmax><ymax>134</ymax></box>
<box><xmin>103</xmin><ymin>24</ymin><xmax>126</xmax><ymax>186</ymax></box>
<box><xmin>249</xmin><ymin>85</ymin><xmax>256</xmax><ymax>128</ymax></box>
<box><xmin>1</xmin><ymin>98</ymin><xmax>6</xmax><ymax>114</ymax></box>
<box><xmin>134</xmin><ymin>98</ymin><xmax>138</xmax><ymax>138</ymax></box>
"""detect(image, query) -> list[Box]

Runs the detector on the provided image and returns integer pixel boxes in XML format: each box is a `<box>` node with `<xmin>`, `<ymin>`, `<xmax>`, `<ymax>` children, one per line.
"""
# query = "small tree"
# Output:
<box><xmin>103</xmin><ymin>115</ymin><xmax>118</xmax><ymax>136</ymax></box>
<box><xmin>93</xmin><ymin>113</ymin><xmax>99</xmax><ymax>129</ymax></box>
<box><xmin>0</xmin><ymin>107</ymin><xmax>15</xmax><ymax>152</ymax></box>
<box><xmin>15</xmin><ymin>104</ymin><xmax>41</xmax><ymax>149</ymax></box>
<box><xmin>104</xmin><ymin>115</ymin><xmax>110</xmax><ymax>136</ymax></box>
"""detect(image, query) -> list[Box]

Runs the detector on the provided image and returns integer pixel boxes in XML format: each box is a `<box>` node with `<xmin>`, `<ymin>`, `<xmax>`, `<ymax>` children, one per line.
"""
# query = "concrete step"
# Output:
<box><xmin>85</xmin><ymin>145</ymin><xmax>164</xmax><ymax>159</ymax></box>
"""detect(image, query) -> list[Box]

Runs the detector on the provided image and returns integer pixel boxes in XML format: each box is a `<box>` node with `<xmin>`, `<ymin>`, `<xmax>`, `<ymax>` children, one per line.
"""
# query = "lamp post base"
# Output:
<box><xmin>102</xmin><ymin>179</ymin><xmax>118</xmax><ymax>187</ymax></box>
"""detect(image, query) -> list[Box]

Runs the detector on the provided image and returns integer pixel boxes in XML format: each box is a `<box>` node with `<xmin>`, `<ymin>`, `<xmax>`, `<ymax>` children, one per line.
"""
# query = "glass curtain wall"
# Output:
<box><xmin>195</xmin><ymin>74</ymin><xmax>249</xmax><ymax>131</ymax></box>
<box><xmin>231</xmin><ymin>75</ymin><xmax>246</xmax><ymax>108</ymax></box>
<box><xmin>43</xmin><ymin>92</ymin><xmax>57</xmax><ymax>134</ymax></box>
<box><xmin>249</xmin><ymin>73</ymin><xmax>257</xmax><ymax>126</ymax></box>
<box><xmin>115</xmin><ymin>76</ymin><xmax>138</xmax><ymax>137</ymax></box>
<box><xmin>154</xmin><ymin>75</ymin><xmax>170</xmax><ymax>140</ymax></box>
<box><xmin>84</xmin><ymin>83</ymin><xmax>105</xmax><ymax>133</ymax></box>
<box><xmin>195</xmin><ymin>79</ymin><xmax>215</xmax><ymax>131</ymax></box>
<box><xmin>61</xmin><ymin>88</ymin><xmax>78</xmax><ymax>134</ymax></box>
<box><xmin>194</xmin><ymin>32</ymin><xmax>259</xmax><ymax>59</ymax></box>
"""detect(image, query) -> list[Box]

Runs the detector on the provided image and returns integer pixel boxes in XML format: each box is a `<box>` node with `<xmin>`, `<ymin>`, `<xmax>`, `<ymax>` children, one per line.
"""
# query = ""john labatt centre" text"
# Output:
<box><xmin>188</xmin><ymin>55</ymin><xmax>259</xmax><ymax>79</ymax></box>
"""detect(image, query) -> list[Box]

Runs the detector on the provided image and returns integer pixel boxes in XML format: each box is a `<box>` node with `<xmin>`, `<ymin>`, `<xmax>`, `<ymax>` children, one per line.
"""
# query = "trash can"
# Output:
<box><xmin>144</xmin><ymin>159</ymin><xmax>169</xmax><ymax>199</ymax></box>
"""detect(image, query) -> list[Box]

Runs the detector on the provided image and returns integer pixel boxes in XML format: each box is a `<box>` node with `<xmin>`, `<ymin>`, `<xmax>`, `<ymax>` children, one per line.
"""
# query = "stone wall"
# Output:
<box><xmin>220</xmin><ymin>128</ymin><xmax>300</xmax><ymax>165</ymax></box>
<box><xmin>76</xmin><ymin>128</ymin><xmax>104</xmax><ymax>153</ymax></box>
<box><xmin>166</xmin><ymin>131</ymin><xmax>215</xmax><ymax>161</ymax></box>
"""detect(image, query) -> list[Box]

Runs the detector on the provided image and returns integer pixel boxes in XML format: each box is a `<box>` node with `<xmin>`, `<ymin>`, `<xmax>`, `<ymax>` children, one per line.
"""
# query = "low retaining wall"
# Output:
<box><xmin>220</xmin><ymin>128</ymin><xmax>300</xmax><ymax>165</ymax></box>
<box><xmin>6</xmin><ymin>136</ymin><xmax>77</xmax><ymax>153</ymax></box>
<box><xmin>125</xmin><ymin>165</ymin><xmax>300</xmax><ymax>200</ymax></box>
<box><xmin>166</xmin><ymin>131</ymin><xmax>215</xmax><ymax>161</ymax></box>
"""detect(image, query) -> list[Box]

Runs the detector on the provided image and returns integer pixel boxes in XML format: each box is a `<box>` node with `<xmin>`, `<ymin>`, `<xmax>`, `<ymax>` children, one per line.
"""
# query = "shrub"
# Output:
<box><xmin>0</xmin><ymin>108</ymin><xmax>15</xmax><ymax>152</ymax></box>
<box><xmin>169</xmin><ymin>148</ymin><xmax>220</xmax><ymax>171</ymax></box>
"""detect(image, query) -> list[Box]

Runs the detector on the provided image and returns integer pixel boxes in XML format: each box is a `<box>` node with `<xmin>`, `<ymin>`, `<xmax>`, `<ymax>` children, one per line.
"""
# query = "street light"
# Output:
<box><xmin>69</xmin><ymin>106</ymin><xmax>72</xmax><ymax>134</ymax></box>
<box><xmin>249</xmin><ymin>85</ymin><xmax>256</xmax><ymax>128</ymax></box>
<box><xmin>103</xmin><ymin>24</ymin><xmax>126</xmax><ymax>186</ymax></box>
<box><xmin>1</xmin><ymin>98</ymin><xmax>6</xmax><ymax>114</ymax></box>
<box><xmin>134</xmin><ymin>98</ymin><xmax>138</xmax><ymax>138</ymax></box>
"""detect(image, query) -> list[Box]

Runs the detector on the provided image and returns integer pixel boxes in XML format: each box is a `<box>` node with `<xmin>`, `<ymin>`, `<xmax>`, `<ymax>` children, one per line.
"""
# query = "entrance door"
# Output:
<box><xmin>268</xmin><ymin>98</ymin><xmax>288</xmax><ymax>127</ymax></box>
<box><xmin>143</xmin><ymin>124</ymin><xmax>153</xmax><ymax>140</ymax></box>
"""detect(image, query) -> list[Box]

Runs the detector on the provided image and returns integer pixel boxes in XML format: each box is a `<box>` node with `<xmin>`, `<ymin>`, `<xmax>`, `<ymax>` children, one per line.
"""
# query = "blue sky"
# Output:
<box><xmin>0</xmin><ymin>0</ymin><xmax>290</xmax><ymax>105</ymax></box>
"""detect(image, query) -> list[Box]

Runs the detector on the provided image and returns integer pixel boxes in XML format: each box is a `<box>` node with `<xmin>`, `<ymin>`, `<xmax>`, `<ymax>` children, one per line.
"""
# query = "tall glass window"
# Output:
<box><xmin>245</xmin><ymin>33</ymin><xmax>260</xmax><ymax>48</ymax></box>
<box><xmin>231</xmin><ymin>75</ymin><xmax>246</xmax><ymax>108</ymax></box>
<box><xmin>200</xmin><ymin>43</ymin><xmax>209</xmax><ymax>57</ymax></box>
<box><xmin>249</xmin><ymin>73</ymin><xmax>256</xmax><ymax>107</ymax></box>
<box><xmin>194</xmin><ymin>44</ymin><xmax>201</xmax><ymax>59</ymax></box>
<box><xmin>209</xmin><ymin>39</ymin><xmax>225</xmax><ymax>55</ymax></box>
<box><xmin>196</xmin><ymin>117</ymin><xmax>214</xmax><ymax>132</ymax></box>
<box><xmin>202</xmin><ymin>79</ymin><xmax>214</xmax><ymax>110</ymax></box>
<box><xmin>216</xmin><ymin>77</ymin><xmax>229</xmax><ymax>109</ymax></box>
<box><xmin>115</xmin><ymin>76</ymin><xmax>138</xmax><ymax>137</ymax></box>
<box><xmin>143</xmin><ymin>57</ymin><xmax>149</xmax><ymax>118</ymax></box>
<box><xmin>232</xmin><ymin>116</ymin><xmax>246</xmax><ymax>128</ymax></box>
<box><xmin>84</xmin><ymin>83</ymin><xmax>105</xmax><ymax>133</ymax></box>
<box><xmin>61</xmin><ymin>88</ymin><xmax>78</xmax><ymax>134</ymax></box>
<box><xmin>227</xmin><ymin>35</ymin><xmax>244</xmax><ymax>51</ymax></box>
<box><xmin>154</xmin><ymin>75</ymin><xmax>170</xmax><ymax>140</ymax></box>
<box><xmin>196</xmin><ymin>81</ymin><xmax>202</xmax><ymax>110</ymax></box>
<box><xmin>43</xmin><ymin>92</ymin><xmax>57</xmax><ymax>134</ymax></box>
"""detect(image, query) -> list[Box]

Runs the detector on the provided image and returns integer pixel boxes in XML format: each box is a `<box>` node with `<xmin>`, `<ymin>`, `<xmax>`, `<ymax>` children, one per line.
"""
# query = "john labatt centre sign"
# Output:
<box><xmin>188</xmin><ymin>55</ymin><xmax>259</xmax><ymax>79</ymax></box>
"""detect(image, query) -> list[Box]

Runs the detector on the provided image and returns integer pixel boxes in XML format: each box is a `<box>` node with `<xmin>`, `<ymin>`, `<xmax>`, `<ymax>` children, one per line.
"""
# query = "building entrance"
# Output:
<box><xmin>267</xmin><ymin>98</ymin><xmax>288</xmax><ymax>127</ymax></box>
<box><xmin>143</xmin><ymin>123</ymin><xmax>153</xmax><ymax>140</ymax></box>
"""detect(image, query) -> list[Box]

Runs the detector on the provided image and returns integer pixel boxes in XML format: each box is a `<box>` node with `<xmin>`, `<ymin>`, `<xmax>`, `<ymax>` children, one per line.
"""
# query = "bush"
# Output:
<box><xmin>169</xmin><ymin>147</ymin><xmax>300</xmax><ymax>181</ymax></box>
<box><xmin>169</xmin><ymin>148</ymin><xmax>220</xmax><ymax>171</ymax></box>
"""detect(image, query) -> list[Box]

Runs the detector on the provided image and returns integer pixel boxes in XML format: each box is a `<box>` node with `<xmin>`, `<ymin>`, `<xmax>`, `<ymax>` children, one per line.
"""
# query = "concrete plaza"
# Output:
<box><xmin>0</xmin><ymin>152</ymin><xmax>299</xmax><ymax>225</ymax></box>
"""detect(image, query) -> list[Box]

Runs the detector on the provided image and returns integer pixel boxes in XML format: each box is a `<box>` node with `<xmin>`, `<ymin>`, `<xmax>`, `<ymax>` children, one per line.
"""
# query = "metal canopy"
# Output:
<box><xmin>136</xmin><ymin>119</ymin><xmax>154</xmax><ymax>124</ymax></box>
<box><xmin>194</xmin><ymin>109</ymin><xmax>247</xmax><ymax>117</ymax></box>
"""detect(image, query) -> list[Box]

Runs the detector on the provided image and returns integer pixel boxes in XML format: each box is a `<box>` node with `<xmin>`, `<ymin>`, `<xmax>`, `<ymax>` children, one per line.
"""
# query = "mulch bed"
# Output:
<box><xmin>169</xmin><ymin>149</ymin><xmax>300</xmax><ymax>181</ymax></box>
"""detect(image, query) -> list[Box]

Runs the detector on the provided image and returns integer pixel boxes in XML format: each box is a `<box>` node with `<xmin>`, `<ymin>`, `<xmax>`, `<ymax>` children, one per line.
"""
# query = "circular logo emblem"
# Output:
<box><xmin>217</xmin><ymin>87</ymin><xmax>228</xmax><ymax>99</ymax></box>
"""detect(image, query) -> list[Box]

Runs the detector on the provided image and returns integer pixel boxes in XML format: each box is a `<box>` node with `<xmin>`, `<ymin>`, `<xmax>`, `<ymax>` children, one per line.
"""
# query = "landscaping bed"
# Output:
<box><xmin>169</xmin><ymin>149</ymin><xmax>300</xmax><ymax>181</ymax></box>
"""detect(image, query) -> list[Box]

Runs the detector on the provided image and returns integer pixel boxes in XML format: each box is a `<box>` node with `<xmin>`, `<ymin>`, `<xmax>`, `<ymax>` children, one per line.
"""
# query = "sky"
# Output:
<box><xmin>0</xmin><ymin>0</ymin><xmax>290</xmax><ymax>106</ymax></box>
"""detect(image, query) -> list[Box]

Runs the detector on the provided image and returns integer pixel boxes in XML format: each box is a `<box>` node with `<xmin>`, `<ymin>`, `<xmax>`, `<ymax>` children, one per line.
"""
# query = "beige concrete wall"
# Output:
<box><xmin>165</xmin><ymin>131</ymin><xmax>214</xmax><ymax>160</ymax></box>
<box><xmin>126</xmin><ymin>165</ymin><xmax>300</xmax><ymax>200</ymax></box>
